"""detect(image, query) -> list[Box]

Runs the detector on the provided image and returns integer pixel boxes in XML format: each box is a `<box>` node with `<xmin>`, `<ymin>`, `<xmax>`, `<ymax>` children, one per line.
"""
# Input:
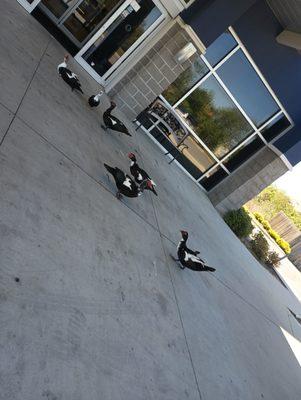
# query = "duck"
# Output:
<box><xmin>128</xmin><ymin>153</ymin><xmax>157</xmax><ymax>196</ymax></box>
<box><xmin>88</xmin><ymin>92</ymin><xmax>103</xmax><ymax>108</ymax></box>
<box><xmin>173</xmin><ymin>230</ymin><xmax>216</xmax><ymax>272</ymax></box>
<box><xmin>57</xmin><ymin>54</ymin><xmax>83</xmax><ymax>94</ymax></box>
<box><xmin>101</xmin><ymin>101</ymin><xmax>131</xmax><ymax>136</ymax></box>
<box><xmin>104</xmin><ymin>163</ymin><xmax>152</xmax><ymax>199</ymax></box>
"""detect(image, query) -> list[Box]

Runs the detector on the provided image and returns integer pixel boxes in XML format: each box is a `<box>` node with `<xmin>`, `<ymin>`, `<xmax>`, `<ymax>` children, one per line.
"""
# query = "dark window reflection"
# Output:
<box><xmin>83</xmin><ymin>0</ymin><xmax>161</xmax><ymax>76</ymax></box>
<box><xmin>177</xmin><ymin>75</ymin><xmax>253</xmax><ymax>159</ymax></box>
<box><xmin>205</xmin><ymin>30</ymin><xmax>237</xmax><ymax>66</ymax></box>
<box><xmin>148</xmin><ymin>126</ymin><xmax>203</xmax><ymax>179</ymax></box>
<box><xmin>218</xmin><ymin>50</ymin><xmax>279</xmax><ymax>127</ymax></box>
<box><xmin>223</xmin><ymin>135</ymin><xmax>265</xmax><ymax>172</ymax></box>
<box><xmin>200</xmin><ymin>167</ymin><xmax>228</xmax><ymax>190</ymax></box>
<box><xmin>162</xmin><ymin>56</ymin><xmax>209</xmax><ymax>105</ymax></box>
<box><xmin>41</xmin><ymin>0</ymin><xmax>72</xmax><ymax>19</ymax></box>
<box><xmin>63</xmin><ymin>0</ymin><xmax>122</xmax><ymax>43</ymax></box>
<box><xmin>261</xmin><ymin>114</ymin><xmax>291</xmax><ymax>142</ymax></box>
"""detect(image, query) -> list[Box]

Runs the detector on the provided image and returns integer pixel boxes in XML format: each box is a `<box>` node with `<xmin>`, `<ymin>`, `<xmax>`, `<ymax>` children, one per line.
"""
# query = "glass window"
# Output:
<box><xmin>205</xmin><ymin>31</ymin><xmax>237</xmax><ymax>66</ymax></box>
<box><xmin>147</xmin><ymin>99</ymin><xmax>216</xmax><ymax>174</ymax></box>
<box><xmin>176</xmin><ymin>75</ymin><xmax>253</xmax><ymax>159</ymax></box>
<box><xmin>162</xmin><ymin>56</ymin><xmax>209</xmax><ymax>105</ymax></box>
<box><xmin>83</xmin><ymin>0</ymin><xmax>161</xmax><ymax>76</ymax></box>
<box><xmin>41</xmin><ymin>0</ymin><xmax>77</xmax><ymax>19</ymax></box>
<box><xmin>147</xmin><ymin>125</ymin><xmax>204</xmax><ymax>180</ymax></box>
<box><xmin>63</xmin><ymin>0</ymin><xmax>122</xmax><ymax>43</ymax></box>
<box><xmin>200</xmin><ymin>166</ymin><xmax>228</xmax><ymax>190</ymax></box>
<box><xmin>223</xmin><ymin>135</ymin><xmax>265</xmax><ymax>172</ymax></box>
<box><xmin>170</xmin><ymin>134</ymin><xmax>216</xmax><ymax>174</ymax></box>
<box><xmin>218</xmin><ymin>50</ymin><xmax>280</xmax><ymax>127</ymax></box>
<box><xmin>261</xmin><ymin>114</ymin><xmax>291</xmax><ymax>142</ymax></box>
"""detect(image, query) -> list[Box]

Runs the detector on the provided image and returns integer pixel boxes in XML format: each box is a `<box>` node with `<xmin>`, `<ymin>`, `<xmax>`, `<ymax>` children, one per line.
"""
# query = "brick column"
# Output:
<box><xmin>108</xmin><ymin>21</ymin><xmax>198</xmax><ymax>119</ymax></box>
<box><xmin>208</xmin><ymin>147</ymin><xmax>289</xmax><ymax>214</ymax></box>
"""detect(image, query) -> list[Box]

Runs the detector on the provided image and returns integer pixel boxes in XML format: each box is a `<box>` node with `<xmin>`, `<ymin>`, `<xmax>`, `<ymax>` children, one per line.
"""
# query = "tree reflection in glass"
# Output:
<box><xmin>176</xmin><ymin>76</ymin><xmax>253</xmax><ymax>159</ymax></box>
<box><xmin>162</xmin><ymin>56</ymin><xmax>209</xmax><ymax>105</ymax></box>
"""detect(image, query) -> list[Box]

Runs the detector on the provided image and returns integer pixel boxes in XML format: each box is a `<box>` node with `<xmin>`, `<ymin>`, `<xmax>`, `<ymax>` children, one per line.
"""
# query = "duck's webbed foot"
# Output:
<box><xmin>101</xmin><ymin>124</ymin><xmax>108</xmax><ymax>131</ymax></box>
<box><xmin>170</xmin><ymin>254</ymin><xmax>185</xmax><ymax>269</ymax></box>
<box><xmin>116</xmin><ymin>191</ymin><xmax>122</xmax><ymax>200</ymax></box>
<box><xmin>170</xmin><ymin>254</ymin><xmax>179</xmax><ymax>262</ymax></box>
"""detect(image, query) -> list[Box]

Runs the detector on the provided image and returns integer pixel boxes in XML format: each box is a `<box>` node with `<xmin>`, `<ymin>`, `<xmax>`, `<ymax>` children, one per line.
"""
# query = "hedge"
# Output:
<box><xmin>253</xmin><ymin>212</ymin><xmax>291</xmax><ymax>254</ymax></box>
<box><xmin>250</xmin><ymin>232</ymin><xmax>269</xmax><ymax>262</ymax></box>
<box><xmin>224</xmin><ymin>207</ymin><xmax>253</xmax><ymax>238</ymax></box>
<box><xmin>248</xmin><ymin>232</ymin><xmax>281</xmax><ymax>267</ymax></box>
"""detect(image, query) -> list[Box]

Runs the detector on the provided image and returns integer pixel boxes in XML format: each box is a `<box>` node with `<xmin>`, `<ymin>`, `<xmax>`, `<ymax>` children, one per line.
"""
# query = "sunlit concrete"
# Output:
<box><xmin>1</xmin><ymin>2</ymin><xmax>301</xmax><ymax>400</ymax></box>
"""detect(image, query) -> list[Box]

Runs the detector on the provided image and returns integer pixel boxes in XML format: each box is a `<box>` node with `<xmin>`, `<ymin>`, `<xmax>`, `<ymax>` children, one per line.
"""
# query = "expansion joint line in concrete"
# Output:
<box><xmin>14</xmin><ymin>115</ymin><xmax>160</xmax><ymax>236</ymax></box>
<box><xmin>149</xmin><ymin>193</ymin><xmax>204</xmax><ymax>400</ymax></box>
<box><xmin>0</xmin><ymin>37</ymin><xmax>52</xmax><ymax>148</ymax></box>
<box><xmin>17</xmin><ymin>110</ymin><xmax>295</xmax><ymax>344</ymax></box>
<box><xmin>156</xmin><ymin>230</ymin><xmax>293</xmax><ymax>334</ymax></box>
<box><xmin>287</xmin><ymin>310</ymin><xmax>295</xmax><ymax>337</ymax></box>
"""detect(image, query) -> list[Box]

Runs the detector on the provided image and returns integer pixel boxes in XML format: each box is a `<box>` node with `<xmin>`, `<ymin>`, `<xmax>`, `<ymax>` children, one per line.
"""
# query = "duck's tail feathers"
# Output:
<box><xmin>104</xmin><ymin>163</ymin><xmax>115</xmax><ymax>175</ymax></box>
<box><xmin>203</xmin><ymin>265</ymin><xmax>216</xmax><ymax>272</ymax></box>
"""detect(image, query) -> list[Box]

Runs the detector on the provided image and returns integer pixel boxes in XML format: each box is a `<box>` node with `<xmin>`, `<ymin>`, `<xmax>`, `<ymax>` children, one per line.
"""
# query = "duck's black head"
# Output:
<box><xmin>128</xmin><ymin>152</ymin><xmax>137</xmax><ymax>162</ymax></box>
<box><xmin>180</xmin><ymin>230</ymin><xmax>188</xmax><ymax>240</ymax></box>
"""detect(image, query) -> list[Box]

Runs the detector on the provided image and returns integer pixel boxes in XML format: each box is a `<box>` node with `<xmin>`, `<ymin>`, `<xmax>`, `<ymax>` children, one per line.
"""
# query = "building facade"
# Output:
<box><xmin>16</xmin><ymin>0</ymin><xmax>301</xmax><ymax>213</ymax></box>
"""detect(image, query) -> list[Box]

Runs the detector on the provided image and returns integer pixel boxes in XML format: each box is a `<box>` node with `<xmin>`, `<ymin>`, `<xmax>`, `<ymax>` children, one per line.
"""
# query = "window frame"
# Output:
<box><xmin>75</xmin><ymin>0</ymin><xmax>167</xmax><ymax>84</ymax></box>
<box><xmin>157</xmin><ymin>26</ymin><xmax>294</xmax><ymax>190</ymax></box>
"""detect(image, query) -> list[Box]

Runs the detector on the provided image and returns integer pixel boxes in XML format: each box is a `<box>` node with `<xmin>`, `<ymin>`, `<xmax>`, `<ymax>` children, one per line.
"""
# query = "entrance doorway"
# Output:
<box><xmin>76</xmin><ymin>0</ymin><xmax>165</xmax><ymax>85</ymax></box>
<box><xmin>38</xmin><ymin>0</ymin><xmax>123</xmax><ymax>48</ymax></box>
<box><xmin>17</xmin><ymin>0</ymin><xmax>166</xmax><ymax>87</ymax></box>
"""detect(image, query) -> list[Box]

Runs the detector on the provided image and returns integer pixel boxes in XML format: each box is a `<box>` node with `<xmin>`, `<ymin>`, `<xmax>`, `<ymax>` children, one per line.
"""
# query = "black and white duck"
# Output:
<box><xmin>88</xmin><ymin>92</ymin><xmax>103</xmax><ymax>108</ymax></box>
<box><xmin>172</xmin><ymin>230</ymin><xmax>216</xmax><ymax>272</ymax></box>
<box><xmin>101</xmin><ymin>101</ymin><xmax>131</xmax><ymax>136</ymax></box>
<box><xmin>57</xmin><ymin>55</ymin><xmax>83</xmax><ymax>94</ymax></box>
<box><xmin>128</xmin><ymin>152</ymin><xmax>157</xmax><ymax>196</ymax></box>
<box><xmin>104</xmin><ymin>163</ymin><xmax>152</xmax><ymax>199</ymax></box>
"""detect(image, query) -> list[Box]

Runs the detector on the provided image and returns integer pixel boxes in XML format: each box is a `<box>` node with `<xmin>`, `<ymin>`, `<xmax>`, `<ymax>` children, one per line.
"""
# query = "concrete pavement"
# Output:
<box><xmin>1</xmin><ymin>2</ymin><xmax>301</xmax><ymax>399</ymax></box>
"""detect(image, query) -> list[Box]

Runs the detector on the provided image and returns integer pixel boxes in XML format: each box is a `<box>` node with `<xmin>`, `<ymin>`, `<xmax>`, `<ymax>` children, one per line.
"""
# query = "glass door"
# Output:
<box><xmin>38</xmin><ymin>0</ymin><xmax>124</xmax><ymax>48</ymax></box>
<box><xmin>76</xmin><ymin>0</ymin><xmax>166</xmax><ymax>84</ymax></box>
<box><xmin>62</xmin><ymin>0</ymin><xmax>122</xmax><ymax>45</ymax></box>
<box><xmin>16</xmin><ymin>0</ymin><xmax>41</xmax><ymax>13</ymax></box>
<box><xmin>39</xmin><ymin>0</ymin><xmax>78</xmax><ymax>20</ymax></box>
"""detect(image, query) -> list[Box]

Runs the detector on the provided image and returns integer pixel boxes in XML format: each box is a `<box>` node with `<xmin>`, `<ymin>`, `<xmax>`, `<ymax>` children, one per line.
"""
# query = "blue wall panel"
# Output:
<box><xmin>233</xmin><ymin>1</ymin><xmax>301</xmax><ymax>164</ymax></box>
<box><xmin>181</xmin><ymin>0</ymin><xmax>258</xmax><ymax>46</ymax></box>
<box><xmin>182</xmin><ymin>0</ymin><xmax>301</xmax><ymax>164</ymax></box>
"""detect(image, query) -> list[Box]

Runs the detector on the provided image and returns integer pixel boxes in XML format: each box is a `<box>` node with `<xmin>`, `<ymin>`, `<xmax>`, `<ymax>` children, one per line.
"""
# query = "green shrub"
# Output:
<box><xmin>268</xmin><ymin>229</ymin><xmax>280</xmax><ymax>242</ymax></box>
<box><xmin>224</xmin><ymin>208</ymin><xmax>253</xmax><ymax>238</ymax></box>
<box><xmin>254</xmin><ymin>212</ymin><xmax>264</xmax><ymax>223</ymax></box>
<box><xmin>278</xmin><ymin>239</ymin><xmax>291</xmax><ymax>254</ymax></box>
<box><xmin>254</xmin><ymin>212</ymin><xmax>271</xmax><ymax>230</ymax></box>
<box><xmin>266</xmin><ymin>251</ymin><xmax>280</xmax><ymax>267</ymax></box>
<box><xmin>262</xmin><ymin>221</ymin><xmax>271</xmax><ymax>230</ymax></box>
<box><xmin>250</xmin><ymin>232</ymin><xmax>269</xmax><ymax>262</ymax></box>
<box><xmin>253</xmin><ymin>212</ymin><xmax>291</xmax><ymax>254</ymax></box>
